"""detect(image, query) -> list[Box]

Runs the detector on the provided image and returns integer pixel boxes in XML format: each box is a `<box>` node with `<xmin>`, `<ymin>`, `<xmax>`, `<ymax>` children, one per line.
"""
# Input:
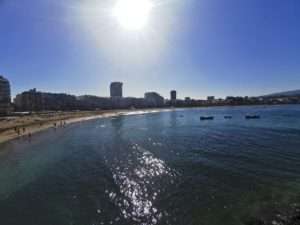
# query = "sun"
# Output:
<box><xmin>113</xmin><ymin>0</ymin><xmax>153</xmax><ymax>30</ymax></box>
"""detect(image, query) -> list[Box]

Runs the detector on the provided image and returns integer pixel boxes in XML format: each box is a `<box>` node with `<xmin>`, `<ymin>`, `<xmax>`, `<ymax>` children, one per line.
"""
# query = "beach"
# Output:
<box><xmin>0</xmin><ymin>108</ymin><xmax>171</xmax><ymax>144</ymax></box>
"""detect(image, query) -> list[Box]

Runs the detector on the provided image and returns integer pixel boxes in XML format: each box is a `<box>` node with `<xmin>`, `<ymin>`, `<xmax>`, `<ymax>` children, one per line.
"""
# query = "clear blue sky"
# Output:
<box><xmin>1</xmin><ymin>0</ymin><xmax>300</xmax><ymax>99</ymax></box>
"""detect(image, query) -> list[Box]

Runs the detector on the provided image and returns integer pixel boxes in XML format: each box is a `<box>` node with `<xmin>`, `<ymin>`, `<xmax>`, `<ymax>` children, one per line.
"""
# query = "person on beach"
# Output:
<box><xmin>14</xmin><ymin>127</ymin><xmax>19</xmax><ymax>135</ymax></box>
<box><xmin>26</xmin><ymin>132</ymin><xmax>32</xmax><ymax>141</ymax></box>
<box><xmin>22</xmin><ymin>127</ymin><xmax>26</xmax><ymax>133</ymax></box>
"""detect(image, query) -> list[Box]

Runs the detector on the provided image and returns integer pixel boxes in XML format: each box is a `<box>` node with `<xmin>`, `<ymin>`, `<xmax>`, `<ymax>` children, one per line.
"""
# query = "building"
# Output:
<box><xmin>14</xmin><ymin>89</ymin><xmax>43</xmax><ymax>112</ymax></box>
<box><xmin>207</xmin><ymin>96</ymin><xmax>215</xmax><ymax>101</ymax></box>
<box><xmin>77</xmin><ymin>95</ymin><xmax>112</xmax><ymax>110</ymax></box>
<box><xmin>170</xmin><ymin>90</ymin><xmax>177</xmax><ymax>106</ymax></box>
<box><xmin>170</xmin><ymin>90</ymin><xmax>177</xmax><ymax>101</ymax></box>
<box><xmin>144</xmin><ymin>92</ymin><xmax>164</xmax><ymax>107</ymax></box>
<box><xmin>41</xmin><ymin>92</ymin><xmax>78</xmax><ymax>111</ymax></box>
<box><xmin>0</xmin><ymin>75</ymin><xmax>12</xmax><ymax>115</ymax></box>
<box><xmin>14</xmin><ymin>89</ymin><xmax>79</xmax><ymax>111</ymax></box>
<box><xmin>77</xmin><ymin>95</ymin><xmax>147</xmax><ymax>110</ymax></box>
<box><xmin>110</xmin><ymin>82</ymin><xmax>123</xmax><ymax>98</ymax></box>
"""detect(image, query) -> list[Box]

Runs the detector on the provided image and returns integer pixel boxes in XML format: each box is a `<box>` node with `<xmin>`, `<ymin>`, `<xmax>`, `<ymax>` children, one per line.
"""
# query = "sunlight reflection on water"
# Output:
<box><xmin>106</xmin><ymin>143</ymin><xmax>176</xmax><ymax>224</ymax></box>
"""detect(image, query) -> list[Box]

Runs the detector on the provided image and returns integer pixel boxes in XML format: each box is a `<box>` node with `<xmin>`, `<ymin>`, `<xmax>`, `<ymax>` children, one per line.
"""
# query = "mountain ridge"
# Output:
<box><xmin>262</xmin><ymin>89</ymin><xmax>300</xmax><ymax>97</ymax></box>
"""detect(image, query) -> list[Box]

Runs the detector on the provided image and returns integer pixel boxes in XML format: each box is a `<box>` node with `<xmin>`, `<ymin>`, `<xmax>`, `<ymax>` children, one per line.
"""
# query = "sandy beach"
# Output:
<box><xmin>0</xmin><ymin>108</ymin><xmax>171</xmax><ymax>145</ymax></box>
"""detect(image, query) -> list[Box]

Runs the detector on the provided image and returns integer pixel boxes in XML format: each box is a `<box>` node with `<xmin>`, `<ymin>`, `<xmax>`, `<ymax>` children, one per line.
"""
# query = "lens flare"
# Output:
<box><xmin>113</xmin><ymin>0</ymin><xmax>153</xmax><ymax>30</ymax></box>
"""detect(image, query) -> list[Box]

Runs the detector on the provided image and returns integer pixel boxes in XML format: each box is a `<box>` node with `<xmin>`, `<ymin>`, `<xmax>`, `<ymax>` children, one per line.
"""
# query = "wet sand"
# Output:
<box><xmin>0</xmin><ymin>109</ymin><xmax>171</xmax><ymax>145</ymax></box>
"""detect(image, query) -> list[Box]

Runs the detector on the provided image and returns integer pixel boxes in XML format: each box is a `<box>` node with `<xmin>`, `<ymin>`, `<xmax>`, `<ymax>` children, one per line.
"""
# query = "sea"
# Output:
<box><xmin>0</xmin><ymin>105</ymin><xmax>300</xmax><ymax>225</ymax></box>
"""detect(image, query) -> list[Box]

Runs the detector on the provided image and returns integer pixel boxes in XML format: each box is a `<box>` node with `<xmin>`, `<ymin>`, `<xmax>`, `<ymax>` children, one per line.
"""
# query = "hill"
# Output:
<box><xmin>263</xmin><ymin>89</ymin><xmax>300</xmax><ymax>97</ymax></box>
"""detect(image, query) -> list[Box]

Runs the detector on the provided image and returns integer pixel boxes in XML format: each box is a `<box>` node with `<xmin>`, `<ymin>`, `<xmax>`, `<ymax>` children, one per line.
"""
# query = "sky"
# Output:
<box><xmin>1</xmin><ymin>0</ymin><xmax>300</xmax><ymax>99</ymax></box>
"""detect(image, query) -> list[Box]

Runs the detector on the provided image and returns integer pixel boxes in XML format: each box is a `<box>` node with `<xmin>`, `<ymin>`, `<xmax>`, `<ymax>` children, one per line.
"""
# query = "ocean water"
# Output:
<box><xmin>0</xmin><ymin>105</ymin><xmax>300</xmax><ymax>225</ymax></box>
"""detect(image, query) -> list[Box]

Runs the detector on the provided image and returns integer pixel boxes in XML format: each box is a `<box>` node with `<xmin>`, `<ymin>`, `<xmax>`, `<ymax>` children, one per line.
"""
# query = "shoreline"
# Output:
<box><xmin>1</xmin><ymin>104</ymin><xmax>298</xmax><ymax>145</ymax></box>
<box><xmin>0</xmin><ymin>108</ymin><xmax>173</xmax><ymax>145</ymax></box>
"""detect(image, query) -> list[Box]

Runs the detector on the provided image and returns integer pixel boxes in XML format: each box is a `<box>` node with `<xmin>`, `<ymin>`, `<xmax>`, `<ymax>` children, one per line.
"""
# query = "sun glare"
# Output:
<box><xmin>113</xmin><ymin>0</ymin><xmax>153</xmax><ymax>30</ymax></box>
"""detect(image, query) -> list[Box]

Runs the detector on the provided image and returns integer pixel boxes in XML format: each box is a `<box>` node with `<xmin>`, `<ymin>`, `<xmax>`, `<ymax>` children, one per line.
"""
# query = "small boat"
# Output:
<box><xmin>224</xmin><ymin>116</ymin><xmax>232</xmax><ymax>119</ymax></box>
<box><xmin>200</xmin><ymin>116</ymin><xmax>214</xmax><ymax>120</ymax></box>
<box><xmin>245</xmin><ymin>115</ymin><xmax>260</xmax><ymax>119</ymax></box>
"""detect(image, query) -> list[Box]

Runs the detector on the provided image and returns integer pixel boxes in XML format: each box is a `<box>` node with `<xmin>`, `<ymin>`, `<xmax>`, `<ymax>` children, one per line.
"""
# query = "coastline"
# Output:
<box><xmin>0</xmin><ymin>108</ymin><xmax>172</xmax><ymax>145</ymax></box>
<box><xmin>1</xmin><ymin>104</ymin><xmax>297</xmax><ymax>145</ymax></box>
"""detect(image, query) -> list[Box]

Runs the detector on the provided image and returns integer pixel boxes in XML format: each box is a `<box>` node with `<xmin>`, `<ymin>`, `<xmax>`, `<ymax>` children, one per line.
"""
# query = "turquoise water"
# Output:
<box><xmin>0</xmin><ymin>105</ymin><xmax>300</xmax><ymax>225</ymax></box>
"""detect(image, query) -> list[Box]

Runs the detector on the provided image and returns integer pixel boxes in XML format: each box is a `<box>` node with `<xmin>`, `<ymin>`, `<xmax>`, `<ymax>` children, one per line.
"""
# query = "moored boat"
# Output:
<box><xmin>245</xmin><ymin>115</ymin><xmax>260</xmax><ymax>119</ymax></box>
<box><xmin>200</xmin><ymin>116</ymin><xmax>214</xmax><ymax>120</ymax></box>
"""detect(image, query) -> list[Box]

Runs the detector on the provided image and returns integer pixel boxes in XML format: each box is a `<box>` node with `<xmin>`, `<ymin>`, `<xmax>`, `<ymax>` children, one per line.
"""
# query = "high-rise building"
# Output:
<box><xmin>170</xmin><ymin>90</ymin><xmax>177</xmax><ymax>101</ymax></box>
<box><xmin>0</xmin><ymin>75</ymin><xmax>11</xmax><ymax>115</ymax></box>
<box><xmin>110</xmin><ymin>82</ymin><xmax>123</xmax><ymax>98</ymax></box>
